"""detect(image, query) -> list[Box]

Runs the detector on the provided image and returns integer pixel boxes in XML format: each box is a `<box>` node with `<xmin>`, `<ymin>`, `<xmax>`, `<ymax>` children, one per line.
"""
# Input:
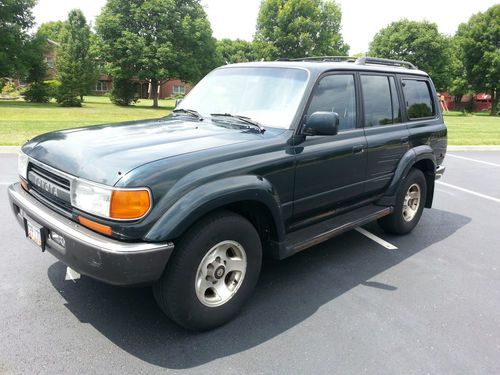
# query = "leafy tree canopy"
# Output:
<box><xmin>37</xmin><ymin>21</ymin><xmax>66</xmax><ymax>43</ymax></box>
<box><xmin>254</xmin><ymin>0</ymin><xmax>349</xmax><ymax>60</ymax></box>
<box><xmin>369</xmin><ymin>20</ymin><xmax>452</xmax><ymax>91</ymax></box>
<box><xmin>0</xmin><ymin>0</ymin><xmax>37</xmax><ymax>77</ymax></box>
<box><xmin>456</xmin><ymin>5</ymin><xmax>499</xmax><ymax>115</ymax></box>
<box><xmin>95</xmin><ymin>0</ymin><xmax>218</xmax><ymax>107</ymax></box>
<box><xmin>216</xmin><ymin>39</ymin><xmax>257</xmax><ymax>64</ymax></box>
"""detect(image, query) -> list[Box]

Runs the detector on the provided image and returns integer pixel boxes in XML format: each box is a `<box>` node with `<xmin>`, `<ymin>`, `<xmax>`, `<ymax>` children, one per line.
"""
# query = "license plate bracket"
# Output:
<box><xmin>22</xmin><ymin>213</ymin><xmax>47</xmax><ymax>251</ymax></box>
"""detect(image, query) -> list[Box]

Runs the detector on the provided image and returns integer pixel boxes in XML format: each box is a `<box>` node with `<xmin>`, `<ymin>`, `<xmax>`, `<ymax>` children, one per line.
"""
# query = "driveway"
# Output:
<box><xmin>0</xmin><ymin>151</ymin><xmax>499</xmax><ymax>374</ymax></box>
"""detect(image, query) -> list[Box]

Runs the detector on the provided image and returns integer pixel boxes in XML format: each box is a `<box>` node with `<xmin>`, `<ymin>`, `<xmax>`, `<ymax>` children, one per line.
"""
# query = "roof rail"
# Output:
<box><xmin>277</xmin><ymin>56</ymin><xmax>357</xmax><ymax>62</ymax></box>
<box><xmin>355</xmin><ymin>56</ymin><xmax>417</xmax><ymax>70</ymax></box>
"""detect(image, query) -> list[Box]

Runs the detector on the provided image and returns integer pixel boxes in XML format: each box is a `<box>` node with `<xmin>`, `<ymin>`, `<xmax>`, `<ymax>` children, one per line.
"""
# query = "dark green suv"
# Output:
<box><xmin>9</xmin><ymin>57</ymin><xmax>446</xmax><ymax>330</ymax></box>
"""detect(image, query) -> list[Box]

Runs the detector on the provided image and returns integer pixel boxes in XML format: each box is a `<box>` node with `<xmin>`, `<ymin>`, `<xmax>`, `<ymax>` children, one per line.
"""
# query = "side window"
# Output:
<box><xmin>361</xmin><ymin>75</ymin><xmax>394</xmax><ymax>126</ymax></box>
<box><xmin>402</xmin><ymin>79</ymin><xmax>435</xmax><ymax>119</ymax></box>
<box><xmin>307</xmin><ymin>74</ymin><xmax>356</xmax><ymax>131</ymax></box>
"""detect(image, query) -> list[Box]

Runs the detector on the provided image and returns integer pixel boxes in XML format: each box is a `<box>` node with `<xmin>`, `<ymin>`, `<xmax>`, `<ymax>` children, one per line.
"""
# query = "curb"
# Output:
<box><xmin>0</xmin><ymin>146</ymin><xmax>20</xmax><ymax>154</ymax></box>
<box><xmin>447</xmin><ymin>146</ymin><xmax>500</xmax><ymax>151</ymax></box>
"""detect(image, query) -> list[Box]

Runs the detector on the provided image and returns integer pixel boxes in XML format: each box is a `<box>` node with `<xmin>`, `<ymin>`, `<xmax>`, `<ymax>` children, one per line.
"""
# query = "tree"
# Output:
<box><xmin>447</xmin><ymin>36</ymin><xmax>470</xmax><ymax>100</ymax></box>
<box><xmin>216</xmin><ymin>39</ymin><xmax>257</xmax><ymax>65</ymax></box>
<box><xmin>23</xmin><ymin>34</ymin><xmax>51</xmax><ymax>103</ymax></box>
<box><xmin>37</xmin><ymin>21</ymin><xmax>65</xmax><ymax>43</ymax></box>
<box><xmin>254</xmin><ymin>0</ymin><xmax>349</xmax><ymax>60</ymax></box>
<box><xmin>96</xmin><ymin>0</ymin><xmax>218</xmax><ymax>108</ymax></box>
<box><xmin>56</xmin><ymin>9</ymin><xmax>96</xmax><ymax>106</ymax></box>
<box><xmin>456</xmin><ymin>5</ymin><xmax>499</xmax><ymax>116</ymax></box>
<box><xmin>369</xmin><ymin>20</ymin><xmax>452</xmax><ymax>92</ymax></box>
<box><xmin>0</xmin><ymin>0</ymin><xmax>36</xmax><ymax>78</ymax></box>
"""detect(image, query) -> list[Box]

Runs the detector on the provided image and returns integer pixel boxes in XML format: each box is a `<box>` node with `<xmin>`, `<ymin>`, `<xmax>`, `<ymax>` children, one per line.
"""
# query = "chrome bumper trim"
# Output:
<box><xmin>8</xmin><ymin>183</ymin><xmax>174</xmax><ymax>254</ymax></box>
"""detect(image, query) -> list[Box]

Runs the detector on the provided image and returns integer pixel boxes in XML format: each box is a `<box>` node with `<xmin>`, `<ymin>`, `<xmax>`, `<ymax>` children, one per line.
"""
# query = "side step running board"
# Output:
<box><xmin>281</xmin><ymin>205</ymin><xmax>393</xmax><ymax>258</ymax></box>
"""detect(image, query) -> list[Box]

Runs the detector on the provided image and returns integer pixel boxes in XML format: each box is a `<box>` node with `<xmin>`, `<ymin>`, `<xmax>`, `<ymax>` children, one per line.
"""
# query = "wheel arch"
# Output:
<box><xmin>144</xmin><ymin>175</ymin><xmax>286</xmax><ymax>252</ymax></box>
<box><xmin>379</xmin><ymin>146</ymin><xmax>437</xmax><ymax>207</ymax></box>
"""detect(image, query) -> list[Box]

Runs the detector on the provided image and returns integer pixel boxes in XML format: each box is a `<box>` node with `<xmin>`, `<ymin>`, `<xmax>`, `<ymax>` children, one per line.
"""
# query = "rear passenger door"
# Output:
<box><xmin>361</xmin><ymin>74</ymin><xmax>410</xmax><ymax>195</ymax></box>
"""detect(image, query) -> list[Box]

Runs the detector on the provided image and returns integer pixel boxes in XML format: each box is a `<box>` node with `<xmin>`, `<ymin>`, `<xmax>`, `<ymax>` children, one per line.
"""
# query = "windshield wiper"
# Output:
<box><xmin>210</xmin><ymin>113</ymin><xmax>265</xmax><ymax>133</ymax></box>
<box><xmin>172</xmin><ymin>108</ymin><xmax>204</xmax><ymax>121</ymax></box>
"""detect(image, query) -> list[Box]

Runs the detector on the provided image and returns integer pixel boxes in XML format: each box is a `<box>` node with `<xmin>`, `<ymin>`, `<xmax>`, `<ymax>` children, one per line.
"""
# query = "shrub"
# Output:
<box><xmin>56</xmin><ymin>85</ymin><xmax>82</xmax><ymax>107</ymax></box>
<box><xmin>110</xmin><ymin>78</ymin><xmax>138</xmax><ymax>106</ymax></box>
<box><xmin>44</xmin><ymin>80</ymin><xmax>61</xmax><ymax>98</ymax></box>
<box><xmin>1</xmin><ymin>81</ymin><xmax>17</xmax><ymax>95</ymax></box>
<box><xmin>24</xmin><ymin>82</ymin><xmax>51</xmax><ymax>103</ymax></box>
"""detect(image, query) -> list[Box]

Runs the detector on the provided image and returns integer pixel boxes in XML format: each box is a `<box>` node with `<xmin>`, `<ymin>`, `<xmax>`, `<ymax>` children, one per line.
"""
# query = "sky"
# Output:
<box><xmin>32</xmin><ymin>0</ymin><xmax>498</xmax><ymax>54</ymax></box>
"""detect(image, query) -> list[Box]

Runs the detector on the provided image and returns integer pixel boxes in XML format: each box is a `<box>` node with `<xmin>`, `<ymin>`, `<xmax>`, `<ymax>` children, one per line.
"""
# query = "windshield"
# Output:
<box><xmin>177</xmin><ymin>67</ymin><xmax>309</xmax><ymax>129</ymax></box>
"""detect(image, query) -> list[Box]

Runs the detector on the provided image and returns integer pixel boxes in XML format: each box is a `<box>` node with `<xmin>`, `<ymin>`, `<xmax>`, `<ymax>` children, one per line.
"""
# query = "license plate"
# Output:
<box><xmin>26</xmin><ymin>218</ymin><xmax>44</xmax><ymax>249</ymax></box>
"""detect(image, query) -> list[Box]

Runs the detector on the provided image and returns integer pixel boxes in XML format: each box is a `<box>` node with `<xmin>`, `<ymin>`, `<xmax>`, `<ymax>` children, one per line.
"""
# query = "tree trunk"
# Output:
<box><xmin>151</xmin><ymin>79</ymin><xmax>159</xmax><ymax>108</ymax></box>
<box><xmin>80</xmin><ymin>95</ymin><xmax>84</xmax><ymax>102</ymax></box>
<box><xmin>490</xmin><ymin>88</ymin><xmax>498</xmax><ymax>116</ymax></box>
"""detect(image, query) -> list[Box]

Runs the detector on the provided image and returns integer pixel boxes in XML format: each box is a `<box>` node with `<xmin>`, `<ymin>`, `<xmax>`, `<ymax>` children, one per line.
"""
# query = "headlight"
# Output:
<box><xmin>18</xmin><ymin>152</ymin><xmax>29</xmax><ymax>180</ymax></box>
<box><xmin>72</xmin><ymin>179</ymin><xmax>151</xmax><ymax>220</ymax></box>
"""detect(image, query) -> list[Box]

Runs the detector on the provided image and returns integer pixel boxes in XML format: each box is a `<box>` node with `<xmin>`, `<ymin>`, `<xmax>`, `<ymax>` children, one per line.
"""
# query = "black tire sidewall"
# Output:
<box><xmin>158</xmin><ymin>211</ymin><xmax>262</xmax><ymax>331</ymax></box>
<box><xmin>393</xmin><ymin>168</ymin><xmax>427</xmax><ymax>233</ymax></box>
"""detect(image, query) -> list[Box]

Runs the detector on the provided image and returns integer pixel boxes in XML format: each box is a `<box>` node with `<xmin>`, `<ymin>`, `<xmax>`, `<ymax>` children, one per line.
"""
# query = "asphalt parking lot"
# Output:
<box><xmin>1</xmin><ymin>151</ymin><xmax>499</xmax><ymax>374</ymax></box>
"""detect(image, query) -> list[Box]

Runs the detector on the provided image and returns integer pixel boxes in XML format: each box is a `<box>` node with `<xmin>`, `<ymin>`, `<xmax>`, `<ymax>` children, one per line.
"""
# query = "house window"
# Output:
<box><xmin>95</xmin><ymin>81</ymin><xmax>108</xmax><ymax>92</ymax></box>
<box><xmin>46</xmin><ymin>57</ymin><xmax>55</xmax><ymax>68</ymax></box>
<box><xmin>173</xmin><ymin>85</ymin><xmax>185</xmax><ymax>95</ymax></box>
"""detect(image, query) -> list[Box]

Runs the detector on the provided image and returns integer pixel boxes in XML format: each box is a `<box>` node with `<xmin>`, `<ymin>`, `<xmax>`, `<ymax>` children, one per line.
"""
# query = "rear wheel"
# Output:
<box><xmin>153</xmin><ymin>210</ymin><xmax>262</xmax><ymax>331</ymax></box>
<box><xmin>378</xmin><ymin>168</ymin><xmax>427</xmax><ymax>234</ymax></box>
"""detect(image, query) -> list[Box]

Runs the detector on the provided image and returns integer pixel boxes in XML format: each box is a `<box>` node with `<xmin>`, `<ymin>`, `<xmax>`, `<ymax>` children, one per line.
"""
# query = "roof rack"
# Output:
<box><xmin>355</xmin><ymin>56</ymin><xmax>417</xmax><ymax>70</ymax></box>
<box><xmin>277</xmin><ymin>56</ymin><xmax>357</xmax><ymax>62</ymax></box>
<box><xmin>277</xmin><ymin>55</ymin><xmax>418</xmax><ymax>70</ymax></box>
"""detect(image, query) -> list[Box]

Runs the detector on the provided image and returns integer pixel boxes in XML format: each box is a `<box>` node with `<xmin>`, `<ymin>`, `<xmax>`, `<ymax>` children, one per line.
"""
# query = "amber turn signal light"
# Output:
<box><xmin>110</xmin><ymin>189</ymin><xmax>151</xmax><ymax>220</ymax></box>
<box><xmin>78</xmin><ymin>216</ymin><xmax>113</xmax><ymax>236</ymax></box>
<box><xmin>20</xmin><ymin>178</ymin><xmax>28</xmax><ymax>191</ymax></box>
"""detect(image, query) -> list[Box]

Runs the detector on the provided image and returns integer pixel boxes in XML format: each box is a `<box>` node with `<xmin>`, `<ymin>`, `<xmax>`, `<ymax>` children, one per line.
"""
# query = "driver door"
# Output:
<box><xmin>292</xmin><ymin>73</ymin><xmax>367</xmax><ymax>222</ymax></box>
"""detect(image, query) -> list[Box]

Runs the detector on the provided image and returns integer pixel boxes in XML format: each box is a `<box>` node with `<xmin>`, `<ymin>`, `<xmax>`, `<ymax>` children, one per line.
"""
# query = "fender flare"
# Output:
<box><xmin>144</xmin><ymin>175</ymin><xmax>286</xmax><ymax>242</ymax></box>
<box><xmin>378</xmin><ymin>145</ymin><xmax>436</xmax><ymax>205</ymax></box>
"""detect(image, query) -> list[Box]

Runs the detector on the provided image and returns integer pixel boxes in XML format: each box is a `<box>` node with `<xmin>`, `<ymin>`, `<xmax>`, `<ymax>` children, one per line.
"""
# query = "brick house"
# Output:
<box><xmin>94</xmin><ymin>76</ymin><xmax>191</xmax><ymax>99</ymax></box>
<box><xmin>44</xmin><ymin>39</ymin><xmax>59</xmax><ymax>80</ymax></box>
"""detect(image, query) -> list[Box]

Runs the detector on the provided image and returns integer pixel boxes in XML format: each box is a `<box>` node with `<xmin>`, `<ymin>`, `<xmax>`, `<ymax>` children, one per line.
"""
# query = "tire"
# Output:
<box><xmin>153</xmin><ymin>210</ymin><xmax>262</xmax><ymax>331</ymax></box>
<box><xmin>378</xmin><ymin>168</ymin><xmax>427</xmax><ymax>235</ymax></box>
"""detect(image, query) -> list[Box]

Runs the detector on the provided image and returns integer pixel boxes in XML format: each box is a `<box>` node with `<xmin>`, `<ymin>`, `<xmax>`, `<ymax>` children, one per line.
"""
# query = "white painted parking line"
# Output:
<box><xmin>436</xmin><ymin>181</ymin><xmax>500</xmax><ymax>204</ymax></box>
<box><xmin>447</xmin><ymin>154</ymin><xmax>500</xmax><ymax>167</ymax></box>
<box><xmin>355</xmin><ymin>227</ymin><xmax>398</xmax><ymax>250</ymax></box>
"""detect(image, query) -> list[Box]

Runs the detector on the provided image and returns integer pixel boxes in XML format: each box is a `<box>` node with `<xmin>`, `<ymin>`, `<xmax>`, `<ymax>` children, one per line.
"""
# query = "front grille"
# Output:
<box><xmin>28</xmin><ymin>163</ymin><xmax>72</xmax><ymax>211</ymax></box>
<box><xmin>30</xmin><ymin>163</ymin><xmax>70</xmax><ymax>189</ymax></box>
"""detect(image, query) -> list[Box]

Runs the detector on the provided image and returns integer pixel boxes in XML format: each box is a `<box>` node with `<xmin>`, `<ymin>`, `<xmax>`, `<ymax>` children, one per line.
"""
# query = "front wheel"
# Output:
<box><xmin>153</xmin><ymin>210</ymin><xmax>262</xmax><ymax>331</ymax></box>
<box><xmin>378</xmin><ymin>168</ymin><xmax>427</xmax><ymax>234</ymax></box>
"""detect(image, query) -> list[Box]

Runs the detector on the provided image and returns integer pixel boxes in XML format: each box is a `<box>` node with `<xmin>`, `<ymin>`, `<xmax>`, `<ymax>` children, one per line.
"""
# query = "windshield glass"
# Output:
<box><xmin>177</xmin><ymin>67</ymin><xmax>309</xmax><ymax>129</ymax></box>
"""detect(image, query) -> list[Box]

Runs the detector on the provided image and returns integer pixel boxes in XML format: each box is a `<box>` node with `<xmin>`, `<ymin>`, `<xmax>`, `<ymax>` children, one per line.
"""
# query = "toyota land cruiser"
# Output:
<box><xmin>8</xmin><ymin>56</ymin><xmax>446</xmax><ymax>330</ymax></box>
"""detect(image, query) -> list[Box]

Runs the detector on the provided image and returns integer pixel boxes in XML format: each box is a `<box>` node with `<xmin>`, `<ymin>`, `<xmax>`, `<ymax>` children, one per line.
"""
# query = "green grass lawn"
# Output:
<box><xmin>0</xmin><ymin>97</ymin><xmax>499</xmax><ymax>145</ymax></box>
<box><xmin>443</xmin><ymin>111</ymin><xmax>500</xmax><ymax>145</ymax></box>
<box><xmin>0</xmin><ymin>96</ymin><xmax>175</xmax><ymax>146</ymax></box>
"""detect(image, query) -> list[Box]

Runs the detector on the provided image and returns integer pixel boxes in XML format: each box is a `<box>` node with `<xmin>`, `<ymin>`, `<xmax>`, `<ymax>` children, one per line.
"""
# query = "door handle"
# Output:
<box><xmin>401</xmin><ymin>136</ymin><xmax>409</xmax><ymax>144</ymax></box>
<box><xmin>352</xmin><ymin>145</ymin><xmax>365</xmax><ymax>154</ymax></box>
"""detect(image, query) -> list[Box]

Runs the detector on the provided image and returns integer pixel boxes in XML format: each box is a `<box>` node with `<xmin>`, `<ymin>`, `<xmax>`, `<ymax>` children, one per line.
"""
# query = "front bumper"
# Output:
<box><xmin>8</xmin><ymin>183</ymin><xmax>174</xmax><ymax>286</ymax></box>
<box><xmin>435</xmin><ymin>165</ymin><xmax>446</xmax><ymax>180</ymax></box>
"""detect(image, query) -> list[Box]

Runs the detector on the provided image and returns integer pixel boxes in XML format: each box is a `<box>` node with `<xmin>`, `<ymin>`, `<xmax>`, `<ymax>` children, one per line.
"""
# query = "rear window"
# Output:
<box><xmin>402</xmin><ymin>79</ymin><xmax>435</xmax><ymax>119</ymax></box>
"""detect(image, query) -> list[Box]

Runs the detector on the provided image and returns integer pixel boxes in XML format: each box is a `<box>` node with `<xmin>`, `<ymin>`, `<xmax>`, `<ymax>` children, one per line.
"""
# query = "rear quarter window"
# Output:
<box><xmin>402</xmin><ymin>79</ymin><xmax>435</xmax><ymax>119</ymax></box>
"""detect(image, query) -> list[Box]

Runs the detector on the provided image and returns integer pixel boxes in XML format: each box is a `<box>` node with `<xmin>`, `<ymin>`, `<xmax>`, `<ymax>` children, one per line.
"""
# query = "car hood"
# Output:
<box><xmin>22</xmin><ymin>117</ymin><xmax>267</xmax><ymax>185</ymax></box>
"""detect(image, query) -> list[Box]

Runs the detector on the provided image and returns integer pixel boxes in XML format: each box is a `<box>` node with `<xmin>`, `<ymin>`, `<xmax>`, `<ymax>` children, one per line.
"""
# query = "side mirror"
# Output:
<box><xmin>302</xmin><ymin>111</ymin><xmax>339</xmax><ymax>136</ymax></box>
<box><xmin>175</xmin><ymin>98</ymin><xmax>183</xmax><ymax>108</ymax></box>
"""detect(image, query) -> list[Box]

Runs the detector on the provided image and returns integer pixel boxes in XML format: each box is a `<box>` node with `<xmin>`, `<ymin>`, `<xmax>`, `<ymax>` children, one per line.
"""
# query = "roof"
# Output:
<box><xmin>219</xmin><ymin>59</ymin><xmax>430</xmax><ymax>77</ymax></box>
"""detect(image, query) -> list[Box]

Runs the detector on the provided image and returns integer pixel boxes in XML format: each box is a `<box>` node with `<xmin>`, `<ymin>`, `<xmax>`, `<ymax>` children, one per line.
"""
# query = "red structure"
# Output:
<box><xmin>438</xmin><ymin>92</ymin><xmax>492</xmax><ymax>112</ymax></box>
